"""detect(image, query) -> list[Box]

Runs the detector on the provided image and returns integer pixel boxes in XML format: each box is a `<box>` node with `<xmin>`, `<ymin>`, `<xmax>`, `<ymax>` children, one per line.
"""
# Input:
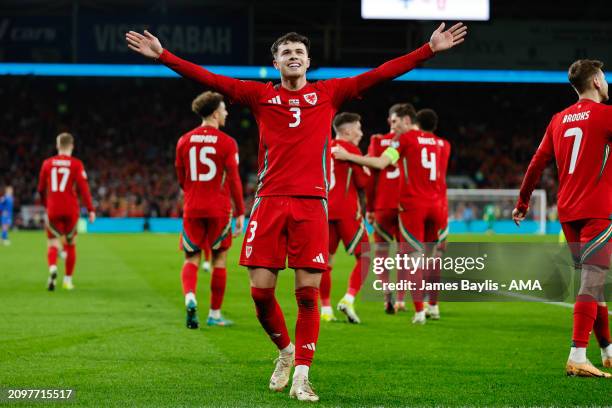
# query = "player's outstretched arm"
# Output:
<box><xmin>334</xmin><ymin>146</ymin><xmax>392</xmax><ymax>170</ymax></box>
<box><xmin>339</xmin><ymin>23</ymin><xmax>467</xmax><ymax>99</ymax></box>
<box><xmin>126</xmin><ymin>30</ymin><xmax>261</xmax><ymax>105</ymax></box>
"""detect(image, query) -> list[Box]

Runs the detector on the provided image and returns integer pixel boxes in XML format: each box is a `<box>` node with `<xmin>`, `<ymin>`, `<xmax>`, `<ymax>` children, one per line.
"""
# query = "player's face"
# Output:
<box><xmin>389</xmin><ymin>113</ymin><xmax>411</xmax><ymax>135</ymax></box>
<box><xmin>273</xmin><ymin>42</ymin><xmax>310</xmax><ymax>79</ymax></box>
<box><xmin>342</xmin><ymin>122</ymin><xmax>363</xmax><ymax>146</ymax></box>
<box><xmin>595</xmin><ymin>70</ymin><xmax>609</xmax><ymax>101</ymax></box>
<box><xmin>216</xmin><ymin>101</ymin><xmax>228</xmax><ymax>127</ymax></box>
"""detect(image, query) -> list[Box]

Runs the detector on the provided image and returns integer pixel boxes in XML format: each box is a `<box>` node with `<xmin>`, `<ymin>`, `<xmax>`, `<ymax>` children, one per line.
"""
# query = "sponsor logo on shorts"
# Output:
<box><xmin>312</xmin><ymin>253</ymin><xmax>325</xmax><ymax>263</ymax></box>
<box><xmin>245</xmin><ymin>245</ymin><xmax>253</xmax><ymax>258</ymax></box>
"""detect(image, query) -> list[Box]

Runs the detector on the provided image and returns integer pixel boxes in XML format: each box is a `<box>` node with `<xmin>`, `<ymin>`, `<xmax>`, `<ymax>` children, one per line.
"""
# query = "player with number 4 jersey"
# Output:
<box><xmin>514</xmin><ymin>59</ymin><xmax>612</xmax><ymax>378</ymax></box>
<box><xmin>333</xmin><ymin>109</ymin><xmax>448</xmax><ymax>324</ymax></box>
<box><xmin>176</xmin><ymin>92</ymin><xmax>245</xmax><ymax>329</ymax></box>
<box><xmin>127</xmin><ymin>23</ymin><xmax>467</xmax><ymax>401</ymax></box>
<box><xmin>37</xmin><ymin>133</ymin><xmax>95</xmax><ymax>291</ymax></box>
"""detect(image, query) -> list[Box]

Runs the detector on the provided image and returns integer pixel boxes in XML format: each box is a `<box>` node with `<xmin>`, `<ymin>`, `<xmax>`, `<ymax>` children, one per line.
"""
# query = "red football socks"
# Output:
<box><xmin>347</xmin><ymin>257</ymin><xmax>367</xmax><ymax>296</ymax></box>
<box><xmin>210</xmin><ymin>267</ymin><xmax>226</xmax><ymax>310</ymax></box>
<box><xmin>64</xmin><ymin>244</ymin><xmax>76</xmax><ymax>277</ymax></box>
<box><xmin>181</xmin><ymin>262</ymin><xmax>198</xmax><ymax>295</ymax></box>
<box><xmin>593</xmin><ymin>304</ymin><xmax>611</xmax><ymax>348</ymax></box>
<box><xmin>572</xmin><ymin>300</ymin><xmax>598</xmax><ymax>348</ymax></box>
<box><xmin>295</xmin><ymin>286</ymin><xmax>320</xmax><ymax>367</ymax></box>
<box><xmin>251</xmin><ymin>287</ymin><xmax>291</xmax><ymax>350</ymax></box>
<box><xmin>47</xmin><ymin>246</ymin><xmax>58</xmax><ymax>268</ymax></box>
<box><xmin>319</xmin><ymin>266</ymin><xmax>332</xmax><ymax>307</ymax></box>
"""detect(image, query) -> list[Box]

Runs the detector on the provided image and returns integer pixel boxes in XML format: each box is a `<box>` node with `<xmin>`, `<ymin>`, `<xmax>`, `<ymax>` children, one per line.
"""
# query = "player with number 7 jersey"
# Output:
<box><xmin>126</xmin><ymin>22</ymin><xmax>467</xmax><ymax>401</ymax></box>
<box><xmin>514</xmin><ymin>59</ymin><xmax>612</xmax><ymax>378</ymax></box>
<box><xmin>37</xmin><ymin>132</ymin><xmax>95</xmax><ymax>291</ymax></box>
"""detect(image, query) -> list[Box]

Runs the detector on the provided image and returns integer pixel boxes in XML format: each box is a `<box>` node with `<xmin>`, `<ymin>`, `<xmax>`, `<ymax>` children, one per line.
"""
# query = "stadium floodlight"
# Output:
<box><xmin>362</xmin><ymin>0</ymin><xmax>490</xmax><ymax>21</ymax></box>
<box><xmin>447</xmin><ymin>189</ymin><xmax>548</xmax><ymax>235</ymax></box>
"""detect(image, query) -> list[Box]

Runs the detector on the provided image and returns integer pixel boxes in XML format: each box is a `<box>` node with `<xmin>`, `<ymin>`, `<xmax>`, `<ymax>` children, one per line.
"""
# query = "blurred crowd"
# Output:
<box><xmin>1</xmin><ymin>76</ymin><xmax>575</xmax><ymax>225</ymax></box>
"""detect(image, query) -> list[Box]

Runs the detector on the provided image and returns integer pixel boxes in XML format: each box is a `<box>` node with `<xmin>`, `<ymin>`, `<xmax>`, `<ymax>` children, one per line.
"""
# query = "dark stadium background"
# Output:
<box><xmin>1</xmin><ymin>0</ymin><xmax>612</xmax><ymax>227</ymax></box>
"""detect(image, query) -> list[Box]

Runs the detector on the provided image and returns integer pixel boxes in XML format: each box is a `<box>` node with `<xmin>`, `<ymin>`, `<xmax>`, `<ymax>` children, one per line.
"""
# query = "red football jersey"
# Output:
<box><xmin>517</xmin><ymin>99</ymin><xmax>612</xmax><ymax>222</ymax></box>
<box><xmin>366</xmin><ymin>133</ymin><xmax>400</xmax><ymax>211</ymax></box>
<box><xmin>159</xmin><ymin>43</ymin><xmax>434</xmax><ymax>200</ymax></box>
<box><xmin>37</xmin><ymin>155</ymin><xmax>94</xmax><ymax>217</ymax></box>
<box><xmin>328</xmin><ymin>139</ymin><xmax>369</xmax><ymax>220</ymax></box>
<box><xmin>386</xmin><ymin>130</ymin><xmax>445</xmax><ymax>206</ymax></box>
<box><xmin>175</xmin><ymin>125</ymin><xmax>245</xmax><ymax>218</ymax></box>
<box><xmin>436</xmin><ymin>137</ymin><xmax>451</xmax><ymax>206</ymax></box>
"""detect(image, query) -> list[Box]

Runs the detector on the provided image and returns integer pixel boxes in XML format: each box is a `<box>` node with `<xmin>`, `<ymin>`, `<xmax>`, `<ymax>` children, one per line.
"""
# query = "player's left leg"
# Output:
<box><xmin>424</xmin><ymin>210</ymin><xmax>444</xmax><ymax>320</ymax></box>
<box><xmin>1</xmin><ymin>219</ymin><xmax>10</xmax><ymax>245</ymax></box>
<box><xmin>286</xmin><ymin>197</ymin><xmax>328</xmax><ymax>402</ymax></box>
<box><xmin>337</xmin><ymin>217</ymin><xmax>369</xmax><ymax>324</ymax></box>
<box><xmin>565</xmin><ymin>219</ymin><xmax>612</xmax><ymax>378</ymax></box>
<box><xmin>180</xmin><ymin>218</ymin><xmax>206</xmax><ymax>329</ymax></box>
<box><xmin>321</xmin><ymin>222</ymin><xmax>340</xmax><ymax>322</ymax></box>
<box><xmin>45</xmin><ymin>215</ymin><xmax>65</xmax><ymax>291</ymax></box>
<box><xmin>398</xmin><ymin>207</ymin><xmax>427</xmax><ymax>324</ymax></box>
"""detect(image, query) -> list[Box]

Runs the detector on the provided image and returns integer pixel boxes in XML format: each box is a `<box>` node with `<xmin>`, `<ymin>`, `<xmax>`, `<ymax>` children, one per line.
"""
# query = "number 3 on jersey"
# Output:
<box><xmin>189</xmin><ymin>146</ymin><xmax>217</xmax><ymax>181</ymax></box>
<box><xmin>289</xmin><ymin>107</ymin><xmax>301</xmax><ymax>128</ymax></box>
<box><xmin>563</xmin><ymin>127</ymin><xmax>582</xmax><ymax>174</ymax></box>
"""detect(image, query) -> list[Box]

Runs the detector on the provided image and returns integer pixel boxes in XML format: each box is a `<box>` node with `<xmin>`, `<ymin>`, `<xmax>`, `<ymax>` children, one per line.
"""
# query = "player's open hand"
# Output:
<box><xmin>234</xmin><ymin>215</ymin><xmax>245</xmax><ymax>238</ymax></box>
<box><xmin>126</xmin><ymin>30</ymin><xmax>163</xmax><ymax>59</ymax></box>
<box><xmin>332</xmin><ymin>146</ymin><xmax>351</xmax><ymax>161</ymax></box>
<box><xmin>429</xmin><ymin>22</ymin><xmax>467</xmax><ymax>53</ymax></box>
<box><xmin>512</xmin><ymin>208</ymin><xmax>526</xmax><ymax>227</ymax></box>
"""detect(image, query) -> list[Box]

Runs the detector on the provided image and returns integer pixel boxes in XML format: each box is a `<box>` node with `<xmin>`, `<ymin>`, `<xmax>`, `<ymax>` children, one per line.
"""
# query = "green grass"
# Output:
<box><xmin>0</xmin><ymin>232</ymin><xmax>609</xmax><ymax>407</ymax></box>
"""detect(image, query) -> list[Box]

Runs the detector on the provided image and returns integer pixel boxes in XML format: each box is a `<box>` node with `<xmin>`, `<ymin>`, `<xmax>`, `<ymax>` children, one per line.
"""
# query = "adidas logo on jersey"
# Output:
<box><xmin>267</xmin><ymin>95</ymin><xmax>281</xmax><ymax>105</ymax></box>
<box><xmin>302</xmin><ymin>343</ymin><xmax>316</xmax><ymax>351</ymax></box>
<box><xmin>312</xmin><ymin>253</ymin><xmax>325</xmax><ymax>263</ymax></box>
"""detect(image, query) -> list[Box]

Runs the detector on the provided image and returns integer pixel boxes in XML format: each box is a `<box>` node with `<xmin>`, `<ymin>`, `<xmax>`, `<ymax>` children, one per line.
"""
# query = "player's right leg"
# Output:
<box><xmin>564</xmin><ymin>219</ymin><xmax>612</xmax><ymax>378</ymax></box>
<box><xmin>61</xmin><ymin>219</ymin><xmax>79</xmax><ymax>290</ymax></box>
<box><xmin>1</xmin><ymin>220</ymin><xmax>10</xmax><ymax>245</ymax></box>
<box><xmin>239</xmin><ymin>197</ymin><xmax>294</xmax><ymax>392</ymax></box>
<box><xmin>249</xmin><ymin>267</ymin><xmax>294</xmax><ymax>391</ymax></box>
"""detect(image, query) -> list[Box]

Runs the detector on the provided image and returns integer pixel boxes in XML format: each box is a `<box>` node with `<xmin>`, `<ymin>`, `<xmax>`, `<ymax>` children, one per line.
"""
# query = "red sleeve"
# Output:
<box><xmin>225</xmin><ymin>140</ymin><xmax>245</xmax><ymax>215</ymax></box>
<box><xmin>348</xmin><ymin>144</ymin><xmax>370</xmax><ymax>189</ymax></box>
<box><xmin>158</xmin><ymin>50</ymin><xmax>264</xmax><ymax>107</ymax></box>
<box><xmin>75</xmin><ymin>161</ymin><xmax>95</xmax><ymax>212</ymax></box>
<box><xmin>516</xmin><ymin>122</ymin><xmax>555</xmax><ymax>212</ymax></box>
<box><xmin>326</xmin><ymin>43</ymin><xmax>434</xmax><ymax>107</ymax></box>
<box><xmin>365</xmin><ymin>137</ymin><xmax>380</xmax><ymax>212</ymax></box>
<box><xmin>175</xmin><ymin>139</ymin><xmax>186</xmax><ymax>190</ymax></box>
<box><xmin>37</xmin><ymin>161</ymin><xmax>47</xmax><ymax>207</ymax></box>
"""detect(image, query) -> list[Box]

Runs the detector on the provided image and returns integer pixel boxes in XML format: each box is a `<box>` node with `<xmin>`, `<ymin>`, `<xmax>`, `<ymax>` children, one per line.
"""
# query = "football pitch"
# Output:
<box><xmin>1</xmin><ymin>231</ymin><xmax>610</xmax><ymax>407</ymax></box>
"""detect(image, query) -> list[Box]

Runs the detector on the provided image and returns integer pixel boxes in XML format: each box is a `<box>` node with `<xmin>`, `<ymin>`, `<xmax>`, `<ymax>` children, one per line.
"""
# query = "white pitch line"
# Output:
<box><xmin>498</xmin><ymin>290</ymin><xmax>612</xmax><ymax>315</ymax></box>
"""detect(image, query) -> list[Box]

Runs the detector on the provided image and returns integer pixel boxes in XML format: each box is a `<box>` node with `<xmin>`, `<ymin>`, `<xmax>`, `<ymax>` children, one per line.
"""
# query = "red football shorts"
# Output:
<box><xmin>398</xmin><ymin>202</ymin><xmax>444</xmax><ymax>253</ymax></box>
<box><xmin>181</xmin><ymin>215</ymin><xmax>232</xmax><ymax>253</ymax></box>
<box><xmin>562</xmin><ymin>218</ymin><xmax>612</xmax><ymax>268</ymax></box>
<box><xmin>240</xmin><ymin>196</ymin><xmax>328</xmax><ymax>271</ymax></box>
<box><xmin>372</xmin><ymin>208</ymin><xmax>399</xmax><ymax>243</ymax></box>
<box><xmin>46</xmin><ymin>213</ymin><xmax>79</xmax><ymax>240</ymax></box>
<box><xmin>329</xmin><ymin>216</ymin><xmax>369</xmax><ymax>257</ymax></box>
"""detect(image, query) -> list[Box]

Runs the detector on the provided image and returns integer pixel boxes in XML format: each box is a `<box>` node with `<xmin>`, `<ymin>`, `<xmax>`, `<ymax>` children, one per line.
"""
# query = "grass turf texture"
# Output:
<box><xmin>0</xmin><ymin>231</ymin><xmax>610</xmax><ymax>407</ymax></box>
